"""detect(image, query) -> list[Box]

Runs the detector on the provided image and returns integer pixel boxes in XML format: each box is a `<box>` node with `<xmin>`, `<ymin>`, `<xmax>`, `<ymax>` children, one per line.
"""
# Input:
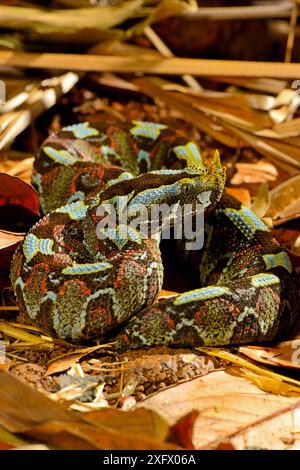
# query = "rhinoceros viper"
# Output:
<box><xmin>10</xmin><ymin>121</ymin><xmax>299</xmax><ymax>351</ymax></box>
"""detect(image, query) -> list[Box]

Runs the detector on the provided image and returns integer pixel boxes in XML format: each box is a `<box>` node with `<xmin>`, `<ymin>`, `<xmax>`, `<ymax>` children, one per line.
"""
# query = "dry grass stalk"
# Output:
<box><xmin>2</xmin><ymin>51</ymin><xmax>300</xmax><ymax>78</ymax></box>
<box><xmin>0</xmin><ymin>72</ymin><xmax>79</xmax><ymax>151</ymax></box>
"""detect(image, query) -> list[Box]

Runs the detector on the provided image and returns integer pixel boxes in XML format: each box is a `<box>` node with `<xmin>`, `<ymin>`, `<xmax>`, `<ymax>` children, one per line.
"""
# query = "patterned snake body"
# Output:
<box><xmin>10</xmin><ymin>121</ymin><xmax>299</xmax><ymax>350</ymax></box>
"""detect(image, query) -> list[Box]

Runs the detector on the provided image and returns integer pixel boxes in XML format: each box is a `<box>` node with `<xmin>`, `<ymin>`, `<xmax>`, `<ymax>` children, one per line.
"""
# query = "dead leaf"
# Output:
<box><xmin>45</xmin><ymin>345</ymin><xmax>109</xmax><ymax>376</ymax></box>
<box><xmin>226</xmin><ymin>187</ymin><xmax>251</xmax><ymax>207</ymax></box>
<box><xmin>0</xmin><ymin>425</ymin><xmax>26</xmax><ymax>449</ymax></box>
<box><xmin>267</xmin><ymin>174</ymin><xmax>300</xmax><ymax>222</ymax></box>
<box><xmin>231</xmin><ymin>161</ymin><xmax>278</xmax><ymax>185</ymax></box>
<box><xmin>23</xmin><ymin>419</ymin><xmax>179</xmax><ymax>450</ymax></box>
<box><xmin>197</xmin><ymin>348</ymin><xmax>300</xmax><ymax>394</ymax></box>
<box><xmin>0</xmin><ymin>370</ymin><xmax>181</xmax><ymax>450</ymax></box>
<box><xmin>137</xmin><ymin>368</ymin><xmax>300</xmax><ymax>449</ymax></box>
<box><xmin>251</xmin><ymin>183</ymin><xmax>270</xmax><ymax>218</ymax></box>
<box><xmin>240</xmin><ymin>340</ymin><xmax>300</xmax><ymax>371</ymax></box>
<box><xmin>134</xmin><ymin>77</ymin><xmax>241</xmax><ymax>148</ymax></box>
<box><xmin>0</xmin><ymin>173</ymin><xmax>40</xmax><ymax>233</ymax></box>
<box><xmin>168</xmin><ymin>410</ymin><xmax>198</xmax><ymax>450</ymax></box>
<box><xmin>84</xmin><ymin>408</ymin><xmax>170</xmax><ymax>443</ymax></box>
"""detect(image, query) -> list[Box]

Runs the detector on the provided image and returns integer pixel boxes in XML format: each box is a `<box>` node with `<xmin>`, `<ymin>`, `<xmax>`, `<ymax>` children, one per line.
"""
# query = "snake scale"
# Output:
<box><xmin>10</xmin><ymin>121</ymin><xmax>299</xmax><ymax>351</ymax></box>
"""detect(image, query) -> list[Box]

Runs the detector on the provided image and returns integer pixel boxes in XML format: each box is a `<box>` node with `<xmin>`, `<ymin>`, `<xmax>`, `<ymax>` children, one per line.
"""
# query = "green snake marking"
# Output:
<box><xmin>251</xmin><ymin>273</ymin><xmax>280</xmax><ymax>287</ymax></box>
<box><xmin>10</xmin><ymin>120</ymin><xmax>299</xmax><ymax>349</ymax></box>
<box><xmin>63</xmin><ymin>122</ymin><xmax>100</xmax><ymax>139</ymax></box>
<box><xmin>262</xmin><ymin>252</ymin><xmax>293</xmax><ymax>273</ymax></box>
<box><xmin>23</xmin><ymin>234</ymin><xmax>54</xmax><ymax>262</ymax></box>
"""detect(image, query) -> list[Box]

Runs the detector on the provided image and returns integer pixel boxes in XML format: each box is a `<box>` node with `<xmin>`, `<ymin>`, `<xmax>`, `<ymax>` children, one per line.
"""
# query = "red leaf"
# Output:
<box><xmin>0</xmin><ymin>174</ymin><xmax>39</xmax><ymax>289</ymax></box>
<box><xmin>0</xmin><ymin>173</ymin><xmax>40</xmax><ymax>233</ymax></box>
<box><xmin>168</xmin><ymin>410</ymin><xmax>199</xmax><ymax>450</ymax></box>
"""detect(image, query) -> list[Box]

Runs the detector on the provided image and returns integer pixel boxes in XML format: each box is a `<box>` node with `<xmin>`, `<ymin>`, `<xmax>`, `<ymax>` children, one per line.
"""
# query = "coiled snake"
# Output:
<box><xmin>10</xmin><ymin>121</ymin><xmax>299</xmax><ymax>350</ymax></box>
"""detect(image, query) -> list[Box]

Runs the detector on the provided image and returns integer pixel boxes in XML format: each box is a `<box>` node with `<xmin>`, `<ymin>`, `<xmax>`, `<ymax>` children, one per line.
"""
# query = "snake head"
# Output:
<box><xmin>96</xmin><ymin>149</ymin><xmax>226</xmax><ymax>215</ymax></box>
<box><xmin>178</xmin><ymin>150</ymin><xmax>226</xmax><ymax>210</ymax></box>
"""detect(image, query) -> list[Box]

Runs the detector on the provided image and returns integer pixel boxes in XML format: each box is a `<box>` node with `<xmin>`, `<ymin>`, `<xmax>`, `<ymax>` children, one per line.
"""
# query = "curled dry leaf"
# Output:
<box><xmin>0</xmin><ymin>173</ymin><xmax>40</xmax><ymax>232</ymax></box>
<box><xmin>45</xmin><ymin>345</ymin><xmax>111</xmax><ymax>376</ymax></box>
<box><xmin>267</xmin><ymin>174</ymin><xmax>300</xmax><ymax>223</ymax></box>
<box><xmin>239</xmin><ymin>320</ymin><xmax>300</xmax><ymax>370</ymax></box>
<box><xmin>231</xmin><ymin>160</ymin><xmax>278</xmax><ymax>185</ymax></box>
<box><xmin>0</xmin><ymin>173</ymin><xmax>40</xmax><ymax>288</ymax></box>
<box><xmin>240</xmin><ymin>343</ymin><xmax>300</xmax><ymax>371</ymax></box>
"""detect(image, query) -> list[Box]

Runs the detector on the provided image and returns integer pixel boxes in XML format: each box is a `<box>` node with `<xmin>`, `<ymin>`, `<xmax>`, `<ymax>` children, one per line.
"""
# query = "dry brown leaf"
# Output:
<box><xmin>137</xmin><ymin>368</ymin><xmax>300</xmax><ymax>449</ymax></box>
<box><xmin>84</xmin><ymin>408</ymin><xmax>170</xmax><ymax>443</ymax></box>
<box><xmin>168</xmin><ymin>410</ymin><xmax>198</xmax><ymax>450</ymax></box>
<box><xmin>240</xmin><ymin>343</ymin><xmax>300</xmax><ymax>370</ymax></box>
<box><xmin>212</xmin><ymin>77</ymin><xmax>288</xmax><ymax>95</ymax></box>
<box><xmin>259</xmin><ymin>117</ymin><xmax>300</xmax><ymax>139</ymax></box>
<box><xmin>177</xmin><ymin>92</ymin><xmax>273</xmax><ymax>132</ymax></box>
<box><xmin>267</xmin><ymin>174</ymin><xmax>300</xmax><ymax>222</ymax></box>
<box><xmin>133</xmin><ymin>77</ymin><xmax>242</xmax><ymax>148</ymax></box>
<box><xmin>0</xmin><ymin>370</ymin><xmax>183</xmax><ymax>450</ymax></box>
<box><xmin>251</xmin><ymin>183</ymin><xmax>270</xmax><ymax>219</ymax></box>
<box><xmin>197</xmin><ymin>348</ymin><xmax>300</xmax><ymax>393</ymax></box>
<box><xmin>0</xmin><ymin>425</ymin><xmax>26</xmax><ymax>449</ymax></box>
<box><xmin>231</xmin><ymin>160</ymin><xmax>278</xmax><ymax>185</ymax></box>
<box><xmin>223</xmin><ymin>122</ymin><xmax>300</xmax><ymax>173</ymax></box>
<box><xmin>45</xmin><ymin>345</ymin><xmax>110</xmax><ymax>376</ymax></box>
<box><xmin>226</xmin><ymin>188</ymin><xmax>251</xmax><ymax>207</ymax></box>
<box><xmin>0</xmin><ymin>230</ymin><xmax>24</xmax><ymax>251</ymax></box>
<box><xmin>24</xmin><ymin>419</ymin><xmax>179</xmax><ymax>451</ymax></box>
<box><xmin>0</xmin><ymin>158</ymin><xmax>34</xmax><ymax>181</ymax></box>
<box><xmin>90</xmin><ymin>40</ymin><xmax>162</xmax><ymax>59</ymax></box>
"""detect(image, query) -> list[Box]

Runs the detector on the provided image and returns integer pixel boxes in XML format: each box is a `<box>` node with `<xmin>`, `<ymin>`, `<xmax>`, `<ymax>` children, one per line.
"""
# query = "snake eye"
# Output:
<box><xmin>181</xmin><ymin>183</ymin><xmax>190</xmax><ymax>193</ymax></box>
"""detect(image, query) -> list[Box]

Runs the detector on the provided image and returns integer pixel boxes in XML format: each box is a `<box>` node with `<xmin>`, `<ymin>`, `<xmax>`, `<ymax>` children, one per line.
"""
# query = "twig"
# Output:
<box><xmin>179</xmin><ymin>3</ymin><xmax>293</xmax><ymax>20</ymax></box>
<box><xmin>2</xmin><ymin>51</ymin><xmax>300</xmax><ymax>78</ymax></box>
<box><xmin>0</xmin><ymin>306</ymin><xmax>19</xmax><ymax>311</ymax></box>
<box><xmin>285</xmin><ymin>0</ymin><xmax>300</xmax><ymax>62</ymax></box>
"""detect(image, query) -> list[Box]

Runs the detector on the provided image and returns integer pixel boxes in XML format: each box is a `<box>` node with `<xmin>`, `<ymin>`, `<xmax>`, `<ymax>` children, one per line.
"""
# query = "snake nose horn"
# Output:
<box><xmin>213</xmin><ymin>149</ymin><xmax>221</xmax><ymax>166</ymax></box>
